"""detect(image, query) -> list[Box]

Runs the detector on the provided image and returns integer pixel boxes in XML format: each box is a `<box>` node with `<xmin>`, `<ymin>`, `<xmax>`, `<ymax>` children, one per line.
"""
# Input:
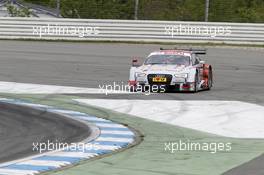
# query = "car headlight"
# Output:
<box><xmin>174</xmin><ymin>73</ymin><xmax>188</xmax><ymax>78</ymax></box>
<box><xmin>136</xmin><ymin>72</ymin><xmax>146</xmax><ymax>77</ymax></box>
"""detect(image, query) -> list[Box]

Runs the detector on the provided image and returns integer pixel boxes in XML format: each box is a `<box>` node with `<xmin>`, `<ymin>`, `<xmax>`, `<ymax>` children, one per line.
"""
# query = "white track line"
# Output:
<box><xmin>0</xmin><ymin>81</ymin><xmax>131</xmax><ymax>94</ymax></box>
<box><xmin>101</xmin><ymin>130</ymin><xmax>134</xmax><ymax>135</ymax></box>
<box><xmin>96</xmin><ymin>137</ymin><xmax>134</xmax><ymax>143</ymax></box>
<box><xmin>16</xmin><ymin>160</ymin><xmax>70</xmax><ymax>167</ymax></box>
<box><xmin>0</xmin><ymin>169</ymin><xmax>37</xmax><ymax>175</ymax></box>
<box><xmin>51</xmin><ymin>152</ymin><xmax>97</xmax><ymax>158</ymax></box>
<box><xmin>95</xmin><ymin>123</ymin><xmax>127</xmax><ymax>128</ymax></box>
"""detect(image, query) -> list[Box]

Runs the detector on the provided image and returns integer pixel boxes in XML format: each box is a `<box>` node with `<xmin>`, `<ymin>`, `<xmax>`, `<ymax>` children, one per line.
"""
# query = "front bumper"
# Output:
<box><xmin>135</xmin><ymin>74</ymin><xmax>195</xmax><ymax>91</ymax></box>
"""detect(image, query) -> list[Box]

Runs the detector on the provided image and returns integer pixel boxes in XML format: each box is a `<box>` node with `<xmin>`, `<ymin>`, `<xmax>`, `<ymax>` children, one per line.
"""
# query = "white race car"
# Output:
<box><xmin>128</xmin><ymin>48</ymin><xmax>213</xmax><ymax>92</ymax></box>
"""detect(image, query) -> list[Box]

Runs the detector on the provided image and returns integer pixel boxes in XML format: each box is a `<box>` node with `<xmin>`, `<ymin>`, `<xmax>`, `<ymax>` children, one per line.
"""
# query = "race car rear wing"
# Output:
<box><xmin>160</xmin><ymin>47</ymin><xmax>206</xmax><ymax>55</ymax></box>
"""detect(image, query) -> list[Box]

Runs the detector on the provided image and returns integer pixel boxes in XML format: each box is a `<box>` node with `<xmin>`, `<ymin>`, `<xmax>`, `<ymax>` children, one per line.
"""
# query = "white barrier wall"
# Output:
<box><xmin>0</xmin><ymin>17</ymin><xmax>263</xmax><ymax>45</ymax></box>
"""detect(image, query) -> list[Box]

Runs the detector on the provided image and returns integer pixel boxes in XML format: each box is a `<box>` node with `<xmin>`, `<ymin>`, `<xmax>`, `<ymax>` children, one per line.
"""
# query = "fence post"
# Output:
<box><xmin>205</xmin><ymin>0</ymin><xmax>210</xmax><ymax>22</ymax></box>
<box><xmin>56</xmin><ymin>0</ymin><xmax>60</xmax><ymax>18</ymax></box>
<box><xmin>134</xmin><ymin>0</ymin><xmax>139</xmax><ymax>20</ymax></box>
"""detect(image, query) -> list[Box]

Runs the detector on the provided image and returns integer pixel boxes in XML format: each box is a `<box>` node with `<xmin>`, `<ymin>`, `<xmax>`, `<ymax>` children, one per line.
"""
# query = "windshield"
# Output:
<box><xmin>144</xmin><ymin>55</ymin><xmax>190</xmax><ymax>66</ymax></box>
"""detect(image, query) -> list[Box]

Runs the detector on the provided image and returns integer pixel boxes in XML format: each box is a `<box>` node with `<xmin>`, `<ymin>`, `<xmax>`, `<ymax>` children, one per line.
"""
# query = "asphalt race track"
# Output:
<box><xmin>0</xmin><ymin>40</ymin><xmax>264</xmax><ymax>174</ymax></box>
<box><xmin>0</xmin><ymin>101</ymin><xmax>91</xmax><ymax>163</ymax></box>
<box><xmin>0</xmin><ymin>41</ymin><xmax>263</xmax><ymax>104</ymax></box>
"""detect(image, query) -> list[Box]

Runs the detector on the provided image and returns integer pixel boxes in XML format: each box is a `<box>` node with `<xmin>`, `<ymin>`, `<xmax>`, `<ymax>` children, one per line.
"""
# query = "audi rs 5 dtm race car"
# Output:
<box><xmin>128</xmin><ymin>48</ymin><xmax>213</xmax><ymax>92</ymax></box>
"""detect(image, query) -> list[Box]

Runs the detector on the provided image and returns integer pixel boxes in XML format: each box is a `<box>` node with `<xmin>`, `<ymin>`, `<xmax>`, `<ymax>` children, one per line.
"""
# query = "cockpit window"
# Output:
<box><xmin>144</xmin><ymin>55</ymin><xmax>190</xmax><ymax>66</ymax></box>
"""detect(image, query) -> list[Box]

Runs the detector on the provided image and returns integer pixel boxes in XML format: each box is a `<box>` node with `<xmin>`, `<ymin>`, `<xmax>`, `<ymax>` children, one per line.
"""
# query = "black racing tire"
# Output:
<box><xmin>193</xmin><ymin>72</ymin><xmax>199</xmax><ymax>93</ymax></box>
<box><xmin>207</xmin><ymin>68</ymin><xmax>213</xmax><ymax>90</ymax></box>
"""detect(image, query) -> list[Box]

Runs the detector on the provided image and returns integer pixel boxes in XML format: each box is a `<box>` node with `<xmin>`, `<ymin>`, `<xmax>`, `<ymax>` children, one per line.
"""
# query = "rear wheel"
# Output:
<box><xmin>207</xmin><ymin>68</ymin><xmax>213</xmax><ymax>90</ymax></box>
<box><xmin>193</xmin><ymin>72</ymin><xmax>199</xmax><ymax>92</ymax></box>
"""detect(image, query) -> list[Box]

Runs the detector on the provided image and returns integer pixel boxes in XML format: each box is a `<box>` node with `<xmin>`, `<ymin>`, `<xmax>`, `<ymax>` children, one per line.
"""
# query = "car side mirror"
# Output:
<box><xmin>132</xmin><ymin>57</ymin><xmax>141</xmax><ymax>67</ymax></box>
<box><xmin>199</xmin><ymin>60</ymin><xmax>205</xmax><ymax>64</ymax></box>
